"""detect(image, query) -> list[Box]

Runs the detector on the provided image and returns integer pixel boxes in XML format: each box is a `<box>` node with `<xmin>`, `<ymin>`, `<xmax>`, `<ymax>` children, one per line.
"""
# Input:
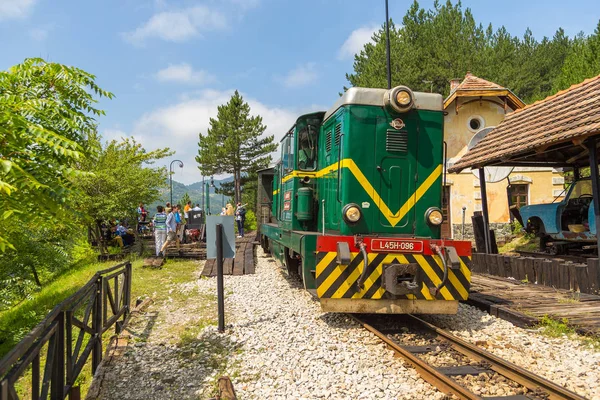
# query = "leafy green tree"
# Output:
<box><xmin>196</xmin><ymin>90</ymin><xmax>277</xmax><ymax>204</ymax></box>
<box><xmin>344</xmin><ymin>1</ymin><xmax>587</xmax><ymax>103</ymax></box>
<box><xmin>72</xmin><ymin>133</ymin><xmax>172</xmax><ymax>225</ymax></box>
<box><xmin>0</xmin><ymin>58</ymin><xmax>113</xmax><ymax>251</ymax></box>
<box><xmin>554</xmin><ymin>22</ymin><xmax>600</xmax><ymax>91</ymax></box>
<box><xmin>181</xmin><ymin>192</ymin><xmax>192</xmax><ymax>208</ymax></box>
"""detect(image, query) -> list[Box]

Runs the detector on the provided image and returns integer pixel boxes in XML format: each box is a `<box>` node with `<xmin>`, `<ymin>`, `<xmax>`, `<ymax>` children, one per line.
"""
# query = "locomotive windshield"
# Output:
<box><xmin>297</xmin><ymin>121</ymin><xmax>319</xmax><ymax>171</ymax></box>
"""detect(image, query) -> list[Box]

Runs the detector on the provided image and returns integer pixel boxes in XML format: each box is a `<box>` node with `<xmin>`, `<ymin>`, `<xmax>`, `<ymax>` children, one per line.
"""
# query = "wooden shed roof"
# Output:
<box><xmin>449</xmin><ymin>74</ymin><xmax>600</xmax><ymax>173</ymax></box>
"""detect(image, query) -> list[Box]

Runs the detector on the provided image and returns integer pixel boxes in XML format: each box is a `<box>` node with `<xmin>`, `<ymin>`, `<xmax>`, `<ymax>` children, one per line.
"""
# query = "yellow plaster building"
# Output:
<box><xmin>443</xmin><ymin>73</ymin><xmax>566</xmax><ymax>239</ymax></box>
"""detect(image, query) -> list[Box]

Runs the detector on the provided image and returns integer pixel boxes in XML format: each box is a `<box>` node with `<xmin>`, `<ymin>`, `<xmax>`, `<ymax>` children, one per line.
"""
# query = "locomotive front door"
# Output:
<box><xmin>374</xmin><ymin>126</ymin><xmax>417</xmax><ymax>232</ymax></box>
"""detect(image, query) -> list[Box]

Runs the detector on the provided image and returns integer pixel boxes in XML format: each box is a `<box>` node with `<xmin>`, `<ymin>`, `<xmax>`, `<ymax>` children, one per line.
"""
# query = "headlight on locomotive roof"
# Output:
<box><xmin>425</xmin><ymin>207</ymin><xmax>443</xmax><ymax>226</ymax></box>
<box><xmin>395</xmin><ymin>90</ymin><xmax>412</xmax><ymax>106</ymax></box>
<box><xmin>384</xmin><ymin>85</ymin><xmax>414</xmax><ymax>113</ymax></box>
<box><xmin>343</xmin><ymin>204</ymin><xmax>362</xmax><ymax>224</ymax></box>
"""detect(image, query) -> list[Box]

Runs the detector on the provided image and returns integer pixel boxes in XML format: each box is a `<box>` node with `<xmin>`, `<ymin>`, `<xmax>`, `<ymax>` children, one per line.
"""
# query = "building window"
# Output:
<box><xmin>510</xmin><ymin>184</ymin><xmax>528</xmax><ymax>209</ymax></box>
<box><xmin>467</xmin><ymin>115</ymin><xmax>485</xmax><ymax>132</ymax></box>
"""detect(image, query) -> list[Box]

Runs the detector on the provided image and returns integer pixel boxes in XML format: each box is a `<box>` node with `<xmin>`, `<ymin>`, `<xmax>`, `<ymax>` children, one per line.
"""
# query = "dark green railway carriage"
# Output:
<box><xmin>257</xmin><ymin>86</ymin><xmax>472</xmax><ymax>314</ymax></box>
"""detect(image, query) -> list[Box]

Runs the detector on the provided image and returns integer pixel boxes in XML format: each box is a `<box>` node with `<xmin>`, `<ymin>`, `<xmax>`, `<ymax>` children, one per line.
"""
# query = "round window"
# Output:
<box><xmin>467</xmin><ymin>116</ymin><xmax>485</xmax><ymax>133</ymax></box>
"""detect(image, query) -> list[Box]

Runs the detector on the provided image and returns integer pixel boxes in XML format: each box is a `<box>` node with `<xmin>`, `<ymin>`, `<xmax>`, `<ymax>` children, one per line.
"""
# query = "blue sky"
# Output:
<box><xmin>1</xmin><ymin>0</ymin><xmax>599</xmax><ymax>183</ymax></box>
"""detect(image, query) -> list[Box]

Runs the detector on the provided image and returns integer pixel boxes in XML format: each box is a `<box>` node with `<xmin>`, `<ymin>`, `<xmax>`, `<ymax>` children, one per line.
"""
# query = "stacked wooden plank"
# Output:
<box><xmin>201</xmin><ymin>235</ymin><xmax>256</xmax><ymax>276</ymax></box>
<box><xmin>468</xmin><ymin>273</ymin><xmax>600</xmax><ymax>335</ymax></box>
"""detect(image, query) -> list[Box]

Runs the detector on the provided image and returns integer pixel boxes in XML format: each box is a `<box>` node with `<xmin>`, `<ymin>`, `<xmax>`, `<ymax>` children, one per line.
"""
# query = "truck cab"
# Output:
<box><xmin>520</xmin><ymin>178</ymin><xmax>596</xmax><ymax>251</ymax></box>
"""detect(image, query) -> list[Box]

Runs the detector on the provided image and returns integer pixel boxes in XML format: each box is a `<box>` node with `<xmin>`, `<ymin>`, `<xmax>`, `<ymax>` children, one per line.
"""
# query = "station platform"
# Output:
<box><xmin>467</xmin><ymin>273</ymin><xmax>600</xmax><ymax>335</ymax></box>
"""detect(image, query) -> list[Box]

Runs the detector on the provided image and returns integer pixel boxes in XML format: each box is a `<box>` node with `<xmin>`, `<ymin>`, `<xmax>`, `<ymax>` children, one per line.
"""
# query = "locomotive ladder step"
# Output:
<box><xmin>436</xmin><ymin>365</ymin><xmax>493</xmax><ymax>376</ymax></box>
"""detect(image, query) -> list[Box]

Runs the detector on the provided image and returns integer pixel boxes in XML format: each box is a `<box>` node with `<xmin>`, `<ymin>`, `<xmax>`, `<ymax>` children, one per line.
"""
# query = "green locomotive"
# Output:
<box><xmin>257</xmin><ymin>85</ymin><xmax>472</xmax><ymax>314</ymax></box>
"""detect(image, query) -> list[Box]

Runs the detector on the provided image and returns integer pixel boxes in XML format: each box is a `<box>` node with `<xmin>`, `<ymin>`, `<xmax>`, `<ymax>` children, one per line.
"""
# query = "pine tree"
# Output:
<box><xmin>196</xmin><ymin>91</ymin><xmax>277</xmax><ymax>204</ymax></box>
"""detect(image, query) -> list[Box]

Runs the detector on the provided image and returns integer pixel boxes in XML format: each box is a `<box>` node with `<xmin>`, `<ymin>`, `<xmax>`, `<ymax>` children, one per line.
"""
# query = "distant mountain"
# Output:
<box><xmin>146</xmin><ymin>177</ymin><xmax>235</xmax><ymax>215</ymax></box>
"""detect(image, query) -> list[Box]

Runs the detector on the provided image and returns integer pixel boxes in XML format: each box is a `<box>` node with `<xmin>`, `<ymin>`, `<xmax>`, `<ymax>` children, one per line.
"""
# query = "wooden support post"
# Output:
<box><xmin>218</xmin><ymin>376</ymin><xmax>237</xmax><ymax>400</ymax></box>
<box><xmin>542</xmin><ymin>260</ymin><xmax>553</xmax><ymax>286</ymax></box>
<box><xmin>532</xmin><ymin>258</ymin><xmax>543</xmax><ymax>284</ymax></box>
<box><xmin>478</xmin><ymin>168</ymin><xmax>492</xmax><ymax>254</ymax></box>
<box><xmin>587</xmin><ymin>137</ymin><xmax>600</xmax><ymax>253</ymax></box>
<box><xmin>587</xmin><ymin>258</ymin><xmax>600</xmax><ymax>294</ymax></box>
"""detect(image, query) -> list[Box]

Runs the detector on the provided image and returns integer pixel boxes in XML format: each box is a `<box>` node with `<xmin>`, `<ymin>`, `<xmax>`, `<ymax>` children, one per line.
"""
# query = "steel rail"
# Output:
<box><xmin>351</xmin><ymin>315</ymin><xmax>479</xmax><ymax>400</ymax></box>
<box><xmin>408</xmin><ymin>314</ymin><xmax>586</xmax><ymax>400</ymax></box>
<box><xmin>353</xmin><ymin>314</ymin><xmax>587</xmax><ymax>400</ymax></box>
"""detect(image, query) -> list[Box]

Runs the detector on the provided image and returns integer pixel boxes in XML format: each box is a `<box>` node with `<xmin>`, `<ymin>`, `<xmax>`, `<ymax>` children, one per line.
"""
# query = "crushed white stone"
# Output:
<box><xmin>97</xmin><ymin>246</ymin><xmax>600</xmax><ymax>400</ymax></box>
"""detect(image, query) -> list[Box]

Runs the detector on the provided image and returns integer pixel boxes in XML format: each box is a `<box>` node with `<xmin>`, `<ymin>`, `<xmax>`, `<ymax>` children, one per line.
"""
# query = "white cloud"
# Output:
<box><xmin>121</xmin><ymin>89</ymin><xmax>301</xmax><ymax>184</ymax></box>
<box><xmin>0</xmin><ymin>0</ymin><xmax>36</xmax><ymax>20</ymax></box>
<box><xmin>155</xmin><ymin>63</ymin><xmax>215</xmax><ymax>85</ymax></box>
<box><xmin>29</xmin><ymin>27</ymin><xmax>48</xmax><ymax>41</ymax></box>
<box><xmin>281</xmin><ymin>63</ymin><xmax>318</xmax><ymax>88</ymax></box>
<box><xmin>338</xmin><ymin>24</ymin><xmax>379</xmax><ymax>60</ymax></box>
<box><xmin>123</xmin><ymin>6</ymin><xmax>226</xmax><ymax>45</ymax></box>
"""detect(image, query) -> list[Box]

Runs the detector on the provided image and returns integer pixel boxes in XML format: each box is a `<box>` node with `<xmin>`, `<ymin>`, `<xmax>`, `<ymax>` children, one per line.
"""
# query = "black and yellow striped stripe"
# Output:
<box><xmin>315</xmin><ymin>252</ymin><xmax>471</xmax><ymax>300</ymax></box>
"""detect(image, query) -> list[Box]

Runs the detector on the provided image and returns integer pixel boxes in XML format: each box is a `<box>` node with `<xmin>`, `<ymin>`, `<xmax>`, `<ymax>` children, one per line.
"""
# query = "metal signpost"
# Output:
<box><xmin>206</xmin><ymin>216</ymin><xmax>235</xmax><ymax>332</ymax></box>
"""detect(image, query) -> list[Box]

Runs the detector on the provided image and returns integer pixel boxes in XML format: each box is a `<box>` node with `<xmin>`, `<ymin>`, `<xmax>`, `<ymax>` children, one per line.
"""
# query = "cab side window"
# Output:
<box><xmin>297</xmin><ymin>124</ymin><xmax>318</xmax><ymax>171</ymax></box>
<box><xmin>282</xmin><ymin>133</ymin><xmax>294</xmax><ymax>175</ymax></box>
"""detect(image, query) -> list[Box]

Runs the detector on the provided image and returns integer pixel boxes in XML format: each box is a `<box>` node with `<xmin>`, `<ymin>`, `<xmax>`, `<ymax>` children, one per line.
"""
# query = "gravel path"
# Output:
<box><xmin>97</xmin><ymin>247</ymin><xmax>600</xmax><ymax>399</ymax></box>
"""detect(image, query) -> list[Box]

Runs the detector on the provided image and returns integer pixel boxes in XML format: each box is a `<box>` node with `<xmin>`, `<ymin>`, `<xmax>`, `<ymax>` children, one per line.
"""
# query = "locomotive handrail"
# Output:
<box><xmin>337</xmin><ymin>133</ymin><xmax>344</xmax><ymax>204</ymax></box>
<box><xmin>0</xmin><ymin>261</ymin><xmax>132</xmax><ymax>400</ymax></box>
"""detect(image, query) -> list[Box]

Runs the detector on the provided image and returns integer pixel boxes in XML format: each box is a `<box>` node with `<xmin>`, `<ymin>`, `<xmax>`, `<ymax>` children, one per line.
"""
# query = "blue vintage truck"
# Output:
<box><xmin>518</xmin><ymin>178</ymin><xmax>596</xmax><ymax>254</ymax></box>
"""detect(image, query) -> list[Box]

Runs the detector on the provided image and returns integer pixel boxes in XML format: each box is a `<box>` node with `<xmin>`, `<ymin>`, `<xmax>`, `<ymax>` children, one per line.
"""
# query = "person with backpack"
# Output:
<box><xmin>235</xmin><ymin>202</ymin><xmax>246</xmax><ymax>238</ymax></box>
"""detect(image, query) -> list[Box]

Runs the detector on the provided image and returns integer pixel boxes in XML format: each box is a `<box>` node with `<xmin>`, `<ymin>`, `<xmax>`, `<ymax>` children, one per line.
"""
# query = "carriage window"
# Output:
<box><xmin>297</xmin><ymin>124</ymin><xmax>318</xmax><ymax>171</ymax></box>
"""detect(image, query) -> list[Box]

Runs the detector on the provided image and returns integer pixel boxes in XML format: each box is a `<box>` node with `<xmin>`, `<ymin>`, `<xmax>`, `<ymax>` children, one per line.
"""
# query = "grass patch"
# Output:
<box><xmin>537</xmin><ymin>315</ymin><xmax>600</xmax><ymax>349</ymax></box>
<box><xmin>499</xmin><ymin>234</ymin><xmax>538</xmax><ymax>254</ymax></box>
<box><xmin>1</xmin><ymin>254</ymin><xmax>209</xmax><ymax>398</ymax></box>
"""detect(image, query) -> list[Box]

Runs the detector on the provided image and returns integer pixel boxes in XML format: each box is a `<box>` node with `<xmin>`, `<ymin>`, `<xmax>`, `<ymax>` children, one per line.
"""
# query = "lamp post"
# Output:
<box><xmin>201</xmin><ymin>175</ymin><xmax>205</xmax><ymax>212</ymax></box>
<box><xmin>169</xmin><ymin>160</ymin><xmax>184</xmax><ymax>206</ymax></box>
<box><xmin>207</xmin><ymin>176</ymin><xmax>215</xmax><ymax>215</ymax></box>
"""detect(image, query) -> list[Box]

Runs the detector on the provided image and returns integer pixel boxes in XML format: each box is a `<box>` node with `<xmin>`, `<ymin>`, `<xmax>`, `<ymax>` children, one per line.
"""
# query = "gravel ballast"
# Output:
<box><xmin>98</xmin><ymin>247</ymin><xmax>600</xmax><ymax>399</ymax></box>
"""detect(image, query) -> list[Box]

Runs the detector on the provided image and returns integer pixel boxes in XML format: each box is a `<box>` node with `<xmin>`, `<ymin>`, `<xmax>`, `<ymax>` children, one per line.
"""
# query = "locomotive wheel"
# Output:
<box><xmin>284</xmin><ymin>248</ymin><xmax>301</xmax><ymax>279</ymax></box>
<box><xmin>261</xmin><ymin>236</ymin><xmax>270</xmax><ymax>254</ymax></box>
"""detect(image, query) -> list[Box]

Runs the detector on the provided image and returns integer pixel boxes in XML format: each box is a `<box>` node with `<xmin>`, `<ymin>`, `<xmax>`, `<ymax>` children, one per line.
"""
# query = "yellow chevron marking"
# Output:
<box><xmin>317</xmin><ymin>265</ymin><xmax>345</xmax><ymax>298</ymax></box>
<box><xmin>278</xmin><ymin>160</ymin><xmax>442</xmax><ymax>227</ymax></box>
<box><xmin>332</xmin><ymin>253</ymin><xmax>377</xmax><ymax>298</ymax></box>
<box><xmin>460</xmin><ymin>258</ymin><xmax>472</xmax><ymax>281</ymax></box>
<box><xmin>421</xmin><ymin>282</ymin><xmax>434</xmax><ymax>300</ymax></box>
<box><xmin>281</xmin><ymin>171</ymin><xmax>318</xmax><ymax>183</ymax></box>
<box><xmin>413</xmin><ymin>255</ymin><xmax>453</xmax><ymax>300</ymax></box>
<box><xmin>429</xmin><ymin>255</ymin><xmax>469</xmax><ymax>300</ymax></box>
<box><xmin>272</xmin><ymin>189</ymin><xmax>279</xmax><ymax>195</ymax></box>
<box><xmin>315</xmin><ymin>252</ymin><xmax>337</xmax><ymax>279</ymax></box>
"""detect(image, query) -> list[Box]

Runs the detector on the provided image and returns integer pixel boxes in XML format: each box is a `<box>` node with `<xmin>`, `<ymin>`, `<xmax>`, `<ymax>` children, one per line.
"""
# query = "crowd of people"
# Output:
<box><xmin>125</xmin><ymin>199</ymin><xmax>248</xmax><ymax>257</ymax></box>
<box><xmin>220</xmin><ymin>202</ymin><xmax>246</xmax><ymax>238</ymax></box>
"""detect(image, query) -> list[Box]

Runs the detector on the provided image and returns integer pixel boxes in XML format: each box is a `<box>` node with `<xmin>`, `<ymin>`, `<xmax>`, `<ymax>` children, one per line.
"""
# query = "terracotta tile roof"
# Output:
<box><xmin>444</xmin><ymin>72</ymin><xmax>525</xmax><ymax>110</ymax></box>
<box><xmin>449</xmin><ymin>74</ymin><xmax>600</xmax><ymax>172</ymax></box>
<box><xmin>453</xmin><ymin>72</ymin><xmax>505</xmax><ymax>91</ymax></box>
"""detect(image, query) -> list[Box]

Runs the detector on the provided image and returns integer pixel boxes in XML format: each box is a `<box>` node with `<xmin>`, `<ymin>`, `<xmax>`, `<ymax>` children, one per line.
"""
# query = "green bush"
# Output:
<box><xmin>244</xmin><ymin>209</ymin><xmax>257</xmax><ymax>232</ymax></box>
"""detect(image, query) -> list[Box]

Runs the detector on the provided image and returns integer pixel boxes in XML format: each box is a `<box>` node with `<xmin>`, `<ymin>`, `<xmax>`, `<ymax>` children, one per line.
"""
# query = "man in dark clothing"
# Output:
<box><xmin>235</xmin><ymin>202</ymin><xmax>246</xmax><ymax>238</ymax></box>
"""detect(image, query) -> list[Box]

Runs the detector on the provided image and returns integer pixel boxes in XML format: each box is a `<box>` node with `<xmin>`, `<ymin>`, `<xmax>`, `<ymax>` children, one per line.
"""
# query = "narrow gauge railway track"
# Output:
<box><xmin>516</xmin><ymin>250</ymin><xmax>591</xmax><ymax>264</ymax></box>
<box><xmin>352</xmin><ymin>314</ymin><xmax>586</xmax><ymax>400</ymax></box>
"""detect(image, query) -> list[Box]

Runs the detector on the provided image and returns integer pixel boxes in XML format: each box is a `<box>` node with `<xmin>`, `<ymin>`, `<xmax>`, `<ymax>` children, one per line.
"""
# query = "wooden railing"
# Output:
<box><xmin>0</xmin><ymin>262</ymin><xmax>132</xmax><ymax>400</ymax></box>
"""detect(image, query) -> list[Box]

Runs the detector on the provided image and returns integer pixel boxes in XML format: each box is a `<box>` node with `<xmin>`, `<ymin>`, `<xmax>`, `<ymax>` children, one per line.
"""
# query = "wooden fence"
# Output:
<box><xmin>471</xmin><ymin>253</ymin><xmax>600</xmax><ymax>295</ymax></box>
<box><xmin>0</xmin><ymin>262</ymin><xmax>132</xmax><ymax>400</ymax></box>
